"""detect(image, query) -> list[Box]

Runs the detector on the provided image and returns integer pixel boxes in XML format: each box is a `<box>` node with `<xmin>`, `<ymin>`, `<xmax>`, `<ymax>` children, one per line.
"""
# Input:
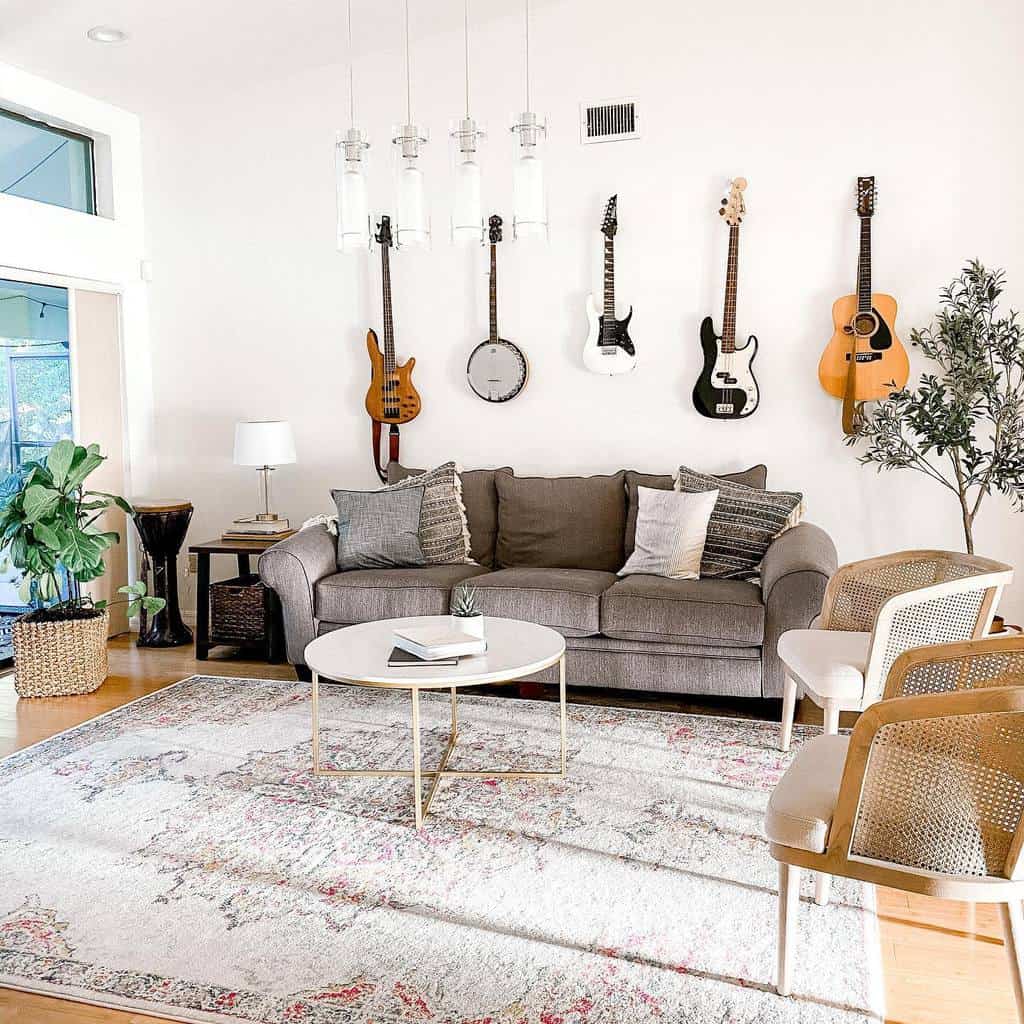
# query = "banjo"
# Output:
<box><xmin>466</xmin><ymin>214</ymin><xmax>528</xmax><ymax>403</ymax></box>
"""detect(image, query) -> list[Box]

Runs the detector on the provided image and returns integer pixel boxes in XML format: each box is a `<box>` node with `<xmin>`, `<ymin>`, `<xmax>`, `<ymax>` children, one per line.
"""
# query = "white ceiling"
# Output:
<box><xmin>0</xmin><ymin>0</ymin><xmax>523</xmax><ymax>114</ymax></box>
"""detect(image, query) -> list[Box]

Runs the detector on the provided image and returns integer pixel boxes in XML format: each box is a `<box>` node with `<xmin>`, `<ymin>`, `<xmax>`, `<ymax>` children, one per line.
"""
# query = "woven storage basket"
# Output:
<box><xmin>210</xmin><ymin>574</ymin><xmax>268</xmax><ymax>644</ymax></box>
<box><xmin>12</xmin><ymin>609</ymin><xmax>109</xmax><ymax>698</ymax></box>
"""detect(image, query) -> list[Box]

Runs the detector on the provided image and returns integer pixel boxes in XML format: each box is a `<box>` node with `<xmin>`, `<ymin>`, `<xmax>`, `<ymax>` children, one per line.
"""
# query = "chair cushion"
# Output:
<box><xmin>624</xmin><ymin>465</ymin><xmax>768</xmax><ymax>558</ymax></box>
<box><xmin>471</xmin><ymin>568</ymin><xmax>617</xmax><ymax>637</ymax></box>
<box><xmin>316</xmin><ymin>565</ymin><xmax>488</xmax><ymax>623</ymax></box>
<box><xmin>766</xmin><ymin>734</ymin><xmax>850</xmax><ymax>853</ymax></box>
<box><xmin>494</xmin><ymin>470</ymin><xmax>626</xmax><ymax>572</ymax></box>
<box><xmin>388</xmin><ymin>464</ymin><xmax>511</xmax><ymax>567</ymax></box>
<box><xmin>778</xmin><ymin>628</ymin><xmax>871</xmax><ymax>702</ymax></box>
<box><xmin>600</xmin><ymin>575</ymin><xmax>765</xmax><ymax>646</ymax></box>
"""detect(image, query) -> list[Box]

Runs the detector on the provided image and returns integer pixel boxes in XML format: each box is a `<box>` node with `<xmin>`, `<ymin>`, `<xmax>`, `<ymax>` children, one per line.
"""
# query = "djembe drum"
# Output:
<box><xmin>133</xmin><ymin>499</ymin><xmax>193</xmax><ymax>648</ymax></box>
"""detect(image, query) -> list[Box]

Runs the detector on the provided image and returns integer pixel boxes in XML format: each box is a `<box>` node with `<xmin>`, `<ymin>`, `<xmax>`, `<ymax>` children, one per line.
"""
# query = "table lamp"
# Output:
<box><xmin>233</xmin><ymin>420</ymin><xmax>296</xmax><ymax>522</ymax></box>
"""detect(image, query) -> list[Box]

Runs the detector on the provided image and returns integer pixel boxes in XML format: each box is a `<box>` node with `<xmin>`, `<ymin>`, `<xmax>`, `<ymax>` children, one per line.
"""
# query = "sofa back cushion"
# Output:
<box><xmin>495</xmin><ymin>469</ymin><xmax>626</xmax><ymax>572</ymax></box>
<box><xmin>623</xmin><ymin>464</ymin><xmax>768</xmax><ymax>557</ymax></box>
<box><xmin>387</xmin><ymin>463</ymin><xmax>510</xmax><ymax>567</ymax></box>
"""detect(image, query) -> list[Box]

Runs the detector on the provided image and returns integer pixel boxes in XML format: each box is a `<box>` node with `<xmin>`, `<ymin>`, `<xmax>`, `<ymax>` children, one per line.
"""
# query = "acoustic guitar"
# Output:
<box><xmin>365</xmin><ymin>215</ymin><xmax>420</xmax><ymax>480</ymax></box>
<box><xmin>692</xmin><ymin>177</ymin><xmax>760</xmax><ymax>419</ymax></box>
<box><xmin>817</xmin><ymin>177</ymin><xmax>909</xmax><ymax>434</ymax></box>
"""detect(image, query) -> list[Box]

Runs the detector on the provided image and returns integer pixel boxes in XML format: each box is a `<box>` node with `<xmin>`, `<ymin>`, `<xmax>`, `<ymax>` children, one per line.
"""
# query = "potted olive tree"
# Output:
<box><xmin>0</xmin><ymin>440</ymin><xmax>164</xmax><ymax>697</ymax></box>
<box><xmin>851</xmin><ymin>261</ymin><xmax>1024</xmax><ymax>554</ymax></box>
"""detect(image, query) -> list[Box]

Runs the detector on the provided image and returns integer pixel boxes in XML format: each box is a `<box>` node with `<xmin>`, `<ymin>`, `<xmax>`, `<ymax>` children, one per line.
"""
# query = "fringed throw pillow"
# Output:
<box><xmin>383</xmin><ymin>461</ymin><xmax>472</xmax><ymax>565</ymax></box>
<box><xmin>675</xmin><ymin>465</ymin><xmax>803</xmax><ymax>580</ymax></box>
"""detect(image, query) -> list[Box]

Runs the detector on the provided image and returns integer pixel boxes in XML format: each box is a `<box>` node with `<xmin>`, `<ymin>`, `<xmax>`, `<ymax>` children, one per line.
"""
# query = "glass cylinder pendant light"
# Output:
<box><xmin>392</xmin><ymin>0</ymin><xmax>430</xmax><ymax>249</ymax></box>
<box><xmin>336</xmin><ymin>0</ymin><xmax>370</xmax><ymax>252</ymax></box>
<box><xmin>449</xmin><ymin>0</ymin><xmax>485</xmax><ymax>245</ymax></box>
<box><xmin>511</xmin><ymin>0</ymin><xmax>547</xmax><ymax>240</ymax></box>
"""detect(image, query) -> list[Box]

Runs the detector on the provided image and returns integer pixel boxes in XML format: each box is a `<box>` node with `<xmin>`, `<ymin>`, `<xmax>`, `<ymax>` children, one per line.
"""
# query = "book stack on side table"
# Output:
<box><xmin>222</xmin><ymin>517</ymin><xmax>293</xmax><ymax>543</ymax></box>
<box><xmin>391</xmin><ymin>623</ymin><xmax>487</xmax><ymax>664</ymax></box>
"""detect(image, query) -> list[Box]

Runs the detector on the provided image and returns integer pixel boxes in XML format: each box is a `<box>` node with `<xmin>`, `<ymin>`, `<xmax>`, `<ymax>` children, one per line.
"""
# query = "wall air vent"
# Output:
<box><xmin>580</xmin><ymin>98</ymin><xmax>641</xmax><ymax>144</ymax></box>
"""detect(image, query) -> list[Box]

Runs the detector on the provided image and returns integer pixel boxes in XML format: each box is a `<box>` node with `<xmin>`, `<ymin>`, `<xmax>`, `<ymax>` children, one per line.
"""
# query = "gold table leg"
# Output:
<box><xmin>311</xmin><ymin>655</ymin><xmax>569</xmax><ymax>829</ymax></box>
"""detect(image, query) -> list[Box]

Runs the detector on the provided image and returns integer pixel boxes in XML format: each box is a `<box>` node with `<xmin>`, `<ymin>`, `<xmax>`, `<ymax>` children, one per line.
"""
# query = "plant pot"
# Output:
<box><xmin>12</xmin><ymin>609</ymin><xmax>109</xmax><ymax>698</ymax></box>
<box><xmin>451</xmin><ymin>613</ymin><xmax>485</xmax><ymax>639</ymax></box>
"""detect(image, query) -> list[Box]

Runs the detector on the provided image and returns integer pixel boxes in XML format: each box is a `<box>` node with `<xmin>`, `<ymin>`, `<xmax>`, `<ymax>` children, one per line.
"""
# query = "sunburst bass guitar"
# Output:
<box><xmin>365</xmin><ymin>215</ymin><xmax>420</xmax><ymax>480</ymax></box>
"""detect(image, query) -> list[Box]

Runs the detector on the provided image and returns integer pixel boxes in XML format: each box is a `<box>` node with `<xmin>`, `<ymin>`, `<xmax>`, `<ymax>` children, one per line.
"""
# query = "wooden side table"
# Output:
<box><xmin>189</xmin><ymin>536</ymin><xmax>292</xmax><ymax>661</ymax></box>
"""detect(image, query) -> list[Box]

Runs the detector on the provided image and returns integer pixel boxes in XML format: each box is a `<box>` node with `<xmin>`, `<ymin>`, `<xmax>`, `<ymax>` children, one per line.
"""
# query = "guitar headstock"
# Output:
<box><xmin>856</xmin><ymin>176</ymin><xmax>877</xmax><ymax>217</ymax></box>
<box><xmin>600</xmin><ymin>195</ymin><xmax>618</xmax><ymax>239</ymax></box>
<box><xmin>375</xmin><ymin>215</ymin><xmax>393</xmax><ymax>248</ymax></box>
<box><xmin>488</xmin><ymin>214</ymin><xmax>503</xmax><ymax>245</ymax></box>
<box><xmin>718</xmin><ymin>178</ymin><xmax>747</xmax><ymax>226</ymax></box>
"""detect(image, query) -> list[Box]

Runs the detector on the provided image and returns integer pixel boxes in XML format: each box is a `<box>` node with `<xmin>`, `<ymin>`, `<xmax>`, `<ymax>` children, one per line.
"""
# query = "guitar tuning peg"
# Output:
<box><xmin>718</xmin><ymin>208</ymin><xmax>725</xmax><ymax>216</ymax></box>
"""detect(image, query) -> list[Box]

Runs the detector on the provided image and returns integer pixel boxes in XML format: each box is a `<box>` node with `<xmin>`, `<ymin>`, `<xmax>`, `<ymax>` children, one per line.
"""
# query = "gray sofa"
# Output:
<box><xmin>259</xmin><ymin>466</ymin><xmax>837</xmax><ymax>699</ymax></box>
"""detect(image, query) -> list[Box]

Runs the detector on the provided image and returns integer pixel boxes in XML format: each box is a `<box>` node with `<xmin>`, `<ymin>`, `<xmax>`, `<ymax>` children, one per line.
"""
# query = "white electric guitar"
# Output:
<box><xmin>582</xmin><ymin>195</ymin><xmax>637</xmax><ymax>375</ymax></box>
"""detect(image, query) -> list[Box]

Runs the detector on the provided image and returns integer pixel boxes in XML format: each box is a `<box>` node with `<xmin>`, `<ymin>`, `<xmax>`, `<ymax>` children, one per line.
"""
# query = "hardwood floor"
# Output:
<box><xmin>0</xmin><ymin>637</ymin><xmax>1017</xmax><ymax>1024</ymax></box>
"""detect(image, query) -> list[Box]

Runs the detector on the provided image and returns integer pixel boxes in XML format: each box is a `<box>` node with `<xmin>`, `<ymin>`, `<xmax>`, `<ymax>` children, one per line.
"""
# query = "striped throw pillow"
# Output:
<box><xmin>383</xmin><ymin>461</ymin><xmax>472</xmax><ymax>565</ymax></box>
<box><xmin>675</xmin><ymin>465</ymin><xmax>803</xmax><ymax>580</ymax></box>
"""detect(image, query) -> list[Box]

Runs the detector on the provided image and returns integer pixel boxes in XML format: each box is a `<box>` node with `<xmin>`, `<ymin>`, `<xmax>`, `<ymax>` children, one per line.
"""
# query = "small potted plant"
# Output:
<box><xmin>450</xmin><ymin>584</ymin><xmax>485</xmax><ymax>639</ymax></box>
<box><xmin>0</xmin><ymin>440</ymin><xmax>164</xmax><ymax>698</ymax></box>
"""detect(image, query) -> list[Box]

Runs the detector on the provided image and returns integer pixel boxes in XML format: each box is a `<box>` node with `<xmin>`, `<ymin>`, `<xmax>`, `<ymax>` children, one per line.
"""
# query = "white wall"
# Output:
<box><xmin>141</xmin><ymin>0</ymin><xmax>1024</xmax><ymax>614</ymax></box>
<box><xmin>0</xmin><ymin>60</ymin><xmax>156</xmax><ymax>497</ymax></box>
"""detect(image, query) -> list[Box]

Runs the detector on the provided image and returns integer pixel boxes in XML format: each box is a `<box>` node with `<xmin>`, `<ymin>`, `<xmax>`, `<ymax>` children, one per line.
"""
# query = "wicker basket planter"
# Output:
<box><xmin>12</xmin><ymin>609</ymin><xmax>109</xmax><ymax>698</ymax></box>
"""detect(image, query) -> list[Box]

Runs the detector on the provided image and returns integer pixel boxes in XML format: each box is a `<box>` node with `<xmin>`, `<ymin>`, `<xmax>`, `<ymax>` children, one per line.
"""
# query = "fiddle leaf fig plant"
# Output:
<box><xmin>849</xmin><ymin>261</ymin><xmax>1024</xmax><ymax>553</ymax></box>
<box><xmin>0</xmin><ymin>440</ymin><xmax>164</xmax><ymax>621</ymax></box>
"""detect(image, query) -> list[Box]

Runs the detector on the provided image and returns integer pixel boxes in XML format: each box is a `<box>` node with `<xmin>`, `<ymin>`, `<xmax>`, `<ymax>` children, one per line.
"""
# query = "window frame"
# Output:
<box><xmin>0</xmin><ymin>106</ymin><xmax>97</xmax><ymax>216</ymax></box>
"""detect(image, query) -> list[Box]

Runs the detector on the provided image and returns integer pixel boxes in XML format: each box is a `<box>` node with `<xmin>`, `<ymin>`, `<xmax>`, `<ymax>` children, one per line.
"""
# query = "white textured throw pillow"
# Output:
<box><xmin>618</xmin><ymin>486</ymin><xmax>719</xmax><ymax>580</ymax></box>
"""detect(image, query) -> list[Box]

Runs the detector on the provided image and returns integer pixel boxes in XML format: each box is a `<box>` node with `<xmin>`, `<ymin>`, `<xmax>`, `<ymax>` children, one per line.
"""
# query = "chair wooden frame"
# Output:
<box><xmin>770</xmin><ymin>638</ymin><xmax>1024</xmax><ymax>1018</ymax></box>
<box><xmin>780</xmin><ymin>550</ymin><xmax>1012</xmax><ymax>752</ymax></box>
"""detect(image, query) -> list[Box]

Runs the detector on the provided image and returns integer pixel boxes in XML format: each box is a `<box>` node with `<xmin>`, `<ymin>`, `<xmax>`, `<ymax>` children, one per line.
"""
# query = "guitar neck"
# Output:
<box><xmin>489</xmin><ymin>243</ymin><xmax>498</xmax><ymax>341</ymax></box>
<box><xmin>721</xmin><ymin>223</ymin><xmax>739</xmax><ymax>353</ymax></box>
<box><xmin>603</xmin><ymin>237</ymin><xmax>615</xmax><ymax>322</ymax></box>
<box><xmin>381</xmin><ymin>244</ymin><xmax>396</xmax><ymax>372</ymax></box>
<box><xmin>857</xmin><ymin>215</ymin><xmax>872</xmax><ymax>313</ymax></box>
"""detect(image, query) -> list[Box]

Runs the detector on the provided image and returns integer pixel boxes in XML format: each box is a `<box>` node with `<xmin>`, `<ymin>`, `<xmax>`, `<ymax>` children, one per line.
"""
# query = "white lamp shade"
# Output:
<box><xmin>233</xmin><ymin>421</ymin><xmax>296</xmax><ymax>466</ymax></box>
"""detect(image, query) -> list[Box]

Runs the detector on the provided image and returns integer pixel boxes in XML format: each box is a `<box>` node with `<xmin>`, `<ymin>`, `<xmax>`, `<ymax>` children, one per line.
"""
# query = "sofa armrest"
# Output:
<box><xmin>760</xmin><ymin>523</ymin><xmax>838</xmax><ymax>697</ymax></box>
<box><xmin>259</xmin><ymin>526</ymin><xmax>337</xmax><ymax>666</ymax></box>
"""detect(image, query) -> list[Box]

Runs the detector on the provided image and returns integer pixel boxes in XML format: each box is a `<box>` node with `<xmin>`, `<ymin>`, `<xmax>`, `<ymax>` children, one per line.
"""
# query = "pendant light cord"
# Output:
<box><xmin>404</xmin><ymin>0</ymin><xmax>412</xmax><ymax>124</ymax></box>
<box><xmin>347</xmin><ymin>0</ymin><xmax>355</xmax><ymax>123</ymax></box>
<box><xmin>524</xmin><ymin>0</ymin><xmax>531</xmax><ymax>111</ymax></box>
<box><xmin>464</xmin><ymin>0</ymin><xmax>470</xmax><ymax>117</ymax></box>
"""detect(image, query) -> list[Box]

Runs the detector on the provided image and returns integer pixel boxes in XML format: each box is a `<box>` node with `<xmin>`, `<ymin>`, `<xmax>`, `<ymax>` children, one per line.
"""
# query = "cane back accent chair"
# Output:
<box><xmin>778</xmin><ymin>550</ymin><xmax>1013</xmax><ymax>752</ymax></box>
<box><xmin>766</xmin><ymin>637</ymin><xmax>1024</xmax><ymax>1017</ymax></box>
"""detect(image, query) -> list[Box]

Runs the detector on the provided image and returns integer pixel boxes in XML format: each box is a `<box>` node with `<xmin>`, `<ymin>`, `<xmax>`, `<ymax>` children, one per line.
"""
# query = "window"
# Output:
<box><xmin>0</xmin><ymin>108</ymin><xmax>95</xmax><ymax>214</ymax></box>
<box><xmin>0</xmin><ymin>278</ymin><xmax>72</xmax><ymax>613</ymax></box>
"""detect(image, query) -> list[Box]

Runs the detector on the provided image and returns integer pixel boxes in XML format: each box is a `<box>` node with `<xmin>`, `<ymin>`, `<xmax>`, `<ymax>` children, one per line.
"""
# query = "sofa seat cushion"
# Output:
<box><xmin>471</xmin><ymin>568</ymin><xmax>616</xmax><ymax>637</ymax></box>
<box><xmin>316</xmin><ymin>565</ymin><xmax>487</xmax><ymax>623</ymax></box>
<box><xmin>766</xmin><ymin>734</ymin><xmax>849</xmax><ymax>853</ymax></box>
<box><xmin>600</xmin><ymin>575</ymin><xmax>765</xmax><ymax>646</ymax></box>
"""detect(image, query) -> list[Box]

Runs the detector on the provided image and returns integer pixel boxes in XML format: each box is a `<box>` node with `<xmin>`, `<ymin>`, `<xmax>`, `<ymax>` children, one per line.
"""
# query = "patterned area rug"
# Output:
<box><xmin>0</xmin><ymin>676</ymin><xmax>883</xmax><ymax>1023</ymax></box>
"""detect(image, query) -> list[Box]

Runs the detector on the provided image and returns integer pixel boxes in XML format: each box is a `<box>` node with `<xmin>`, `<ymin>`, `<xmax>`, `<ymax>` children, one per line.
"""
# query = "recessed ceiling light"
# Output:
<box><xmin>87</xmin><ymin>26</ymin><xmax>128</xmax><ymax>44</ymax></box>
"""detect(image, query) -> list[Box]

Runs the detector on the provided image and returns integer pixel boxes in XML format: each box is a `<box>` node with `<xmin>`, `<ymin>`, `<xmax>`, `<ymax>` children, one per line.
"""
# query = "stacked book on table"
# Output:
<box><xmin>388</xmin><ymin>623</ymin><xmax>486</xmax><ymax>667</ymax></box>
<box><xmin>222</xmin><ymin>517</ymin><xmax>294</xmax><ymax>543</ymax></box>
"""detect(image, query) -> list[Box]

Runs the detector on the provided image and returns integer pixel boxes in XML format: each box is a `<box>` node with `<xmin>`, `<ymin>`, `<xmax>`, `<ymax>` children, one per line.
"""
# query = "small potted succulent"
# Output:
<box><xmin>450</xmin><ymin>584</ymin><xmax>485</xmax><ymax>639</ymax></box>
<box><xmin>0</xmin><ymin>440</ymin><xmax>164</xmax><ymax>697</ymax></box>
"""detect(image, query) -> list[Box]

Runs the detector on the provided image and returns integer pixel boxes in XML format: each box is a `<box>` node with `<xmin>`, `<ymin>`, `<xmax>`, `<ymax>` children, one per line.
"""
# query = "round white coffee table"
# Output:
<box><xmin>304</xmin><ymin>616</ymin><xmax>567</xmax><ymax>827</ymax></box>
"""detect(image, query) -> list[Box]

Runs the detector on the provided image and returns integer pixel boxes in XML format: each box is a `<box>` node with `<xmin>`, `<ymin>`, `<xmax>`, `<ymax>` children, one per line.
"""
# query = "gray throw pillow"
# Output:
<box><xmin>675</xmin><ymin>465</ymin><xmax>802</xmax><ymax>581</ymax></box>
<box><xmin>330</xmin><ymin>486</ymin><xmax>426</xmax><ymax>570</ymax></box>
